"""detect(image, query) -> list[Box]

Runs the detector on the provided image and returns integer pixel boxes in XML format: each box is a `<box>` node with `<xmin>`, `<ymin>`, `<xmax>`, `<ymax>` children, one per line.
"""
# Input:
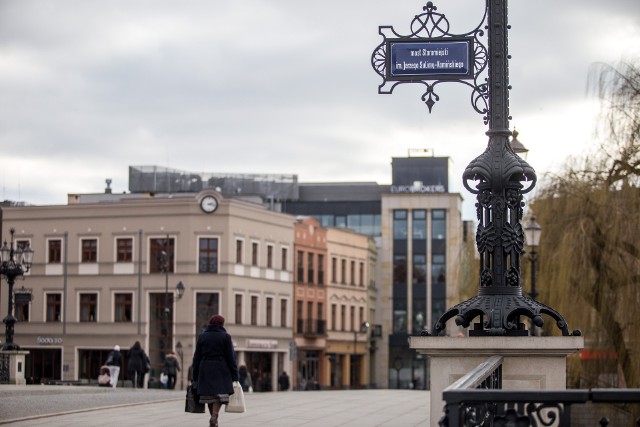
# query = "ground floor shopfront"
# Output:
<box><xmin>324</xmin><ymin>339</ymin><xmax>369</xmax><ymax>390</ymax></box>
<box><xmin>19</xmin><ymin>334</ymin><xmax>293</xmax><ymax>390</ymax></box>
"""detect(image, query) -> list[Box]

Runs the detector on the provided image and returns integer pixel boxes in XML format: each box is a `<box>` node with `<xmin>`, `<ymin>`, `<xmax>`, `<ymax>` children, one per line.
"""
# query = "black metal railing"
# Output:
<box><xmin>296</xmin><ymin>319</ymin><xmax>326</xmax><ymax>337</ymax></box>
<box><xmin>440</xmin><ymin>357</ymin><xmax>640</xmax><ymax>426</ymax></box>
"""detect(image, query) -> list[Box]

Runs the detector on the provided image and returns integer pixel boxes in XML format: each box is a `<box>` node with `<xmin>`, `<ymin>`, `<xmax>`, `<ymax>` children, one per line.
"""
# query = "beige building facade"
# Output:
<box><xmin>324</xmin><ymin>227</ymin><xmax>374</xmax><ymax>389</ymax></box>
<box><xmin>1</xmin><ymin>190</ymin><xmax>296</xmax><ymax>389</ymax></box>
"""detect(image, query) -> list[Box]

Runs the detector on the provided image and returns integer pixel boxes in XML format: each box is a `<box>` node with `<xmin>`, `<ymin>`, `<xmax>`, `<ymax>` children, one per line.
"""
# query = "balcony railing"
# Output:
<box><xmin>296</xmin><ymin>319</ymin><xmax>326</xmax><ymax>337</ymax></box>
<box><xmin>441</xmin><ymin>356</ymin><xmax>640</xmax><ymax>426</ymax></box>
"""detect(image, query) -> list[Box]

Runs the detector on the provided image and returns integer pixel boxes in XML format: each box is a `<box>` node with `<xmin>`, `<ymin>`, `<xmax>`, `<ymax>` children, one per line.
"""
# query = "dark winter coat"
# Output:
<box><xmin>164</xmin><ymin>354</ymin><xmax>180</xmax><ymax>376</ymax></box>
<box><xmin>127</xmin><ymin>343</ymin><xmax>147</xmax><ymax>374</ymax></box>
<box><xmin>106</xmin><ymin>350</ymin><xmax>121</xmax><ymax>366</ymax></box>
<box><xmin>192</xmin><ymin>324</ymin><xmax>239</xmax><ymax>396</ymax></box>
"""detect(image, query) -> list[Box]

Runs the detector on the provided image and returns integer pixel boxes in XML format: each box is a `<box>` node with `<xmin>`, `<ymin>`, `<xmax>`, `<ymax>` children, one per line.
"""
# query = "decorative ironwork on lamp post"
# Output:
<box><xmin>372</xmin><ymin>1</ymin><xmax>578</xmax><ymax>337</ymax></box>
<box><xmin>0</xmin><ymin>228</ymin><xmax>34</xmax><ymax>351</ymax></box>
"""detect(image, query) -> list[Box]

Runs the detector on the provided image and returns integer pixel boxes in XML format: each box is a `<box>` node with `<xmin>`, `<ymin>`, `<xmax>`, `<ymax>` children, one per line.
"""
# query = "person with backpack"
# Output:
<box><xmin>105</xmin><ymin>344</ymin><xmax>122</xmax><ymax>388</ymax></box>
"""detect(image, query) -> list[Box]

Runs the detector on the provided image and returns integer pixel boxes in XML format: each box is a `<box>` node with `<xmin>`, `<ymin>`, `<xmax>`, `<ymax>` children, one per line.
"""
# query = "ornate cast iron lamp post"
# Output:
<box><xmin>0</xmin><ymin>229</ymin><xmax>34</xmax><ymax>351</ymax></box>
<box><xmin>524</xmin><ymin>216</ymin><xmax>541</xmax><ymax>335</ymax></box>
<box><xmin>372</xmin><ymin>0</ymin><xmax>578</xmax><ymax>337</ymax></box>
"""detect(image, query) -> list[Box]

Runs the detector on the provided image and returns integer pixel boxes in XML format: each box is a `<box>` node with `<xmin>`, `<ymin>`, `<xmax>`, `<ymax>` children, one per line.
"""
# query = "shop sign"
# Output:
<box><xmin>246</xmin><ymin>339</ymin><xmax>278</xmax><ymax>349</ymax></box>
<box><xmin>37</xmin><ymin>336</ymin><xmax>63</xmax><ymax>345</ymax></box>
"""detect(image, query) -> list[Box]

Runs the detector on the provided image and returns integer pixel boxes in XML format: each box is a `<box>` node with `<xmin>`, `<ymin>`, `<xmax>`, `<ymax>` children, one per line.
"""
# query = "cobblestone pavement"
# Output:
<box><xmin>0</xmin><ymin>385</ymin><xmax>430</xmax><ymax>427</ymax></box>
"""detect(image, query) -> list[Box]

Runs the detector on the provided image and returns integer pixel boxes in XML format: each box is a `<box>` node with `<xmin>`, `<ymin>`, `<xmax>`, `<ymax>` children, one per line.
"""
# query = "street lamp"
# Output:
<box><xmin>524</xmin><ymin>216</ymin><xmax>542</xmax><ymax>336</ymax></box>
<box><xmin>0</xmin><ymin>228</ymin><xmax>34</xmax><ymax>351</ymax></box>
<box><xmin>175</xmin><ymin>341</ymin><xmax>184</xmax><ymax>391</ymax></box>
<box><xmin>509</xmin><ymin>129</ymin><xmax>529</xmax><ymax>159</ymax></box>
<box><xmin>158</xmin><ymin>247</ymin><xmax>170</xmax><ymax>356</ymax></box>
<box><xmin>352</xmin><ymin>321</ymin><xmax>369</xmax><ymax>389</ymax></box>
<box><xmin>175</xmin><ymin>281</ymin><xmax>185</xmax><ymax>300</ymax></box>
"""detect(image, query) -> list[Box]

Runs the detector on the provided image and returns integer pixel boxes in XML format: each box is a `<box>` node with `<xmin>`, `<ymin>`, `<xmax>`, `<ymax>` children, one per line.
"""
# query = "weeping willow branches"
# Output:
<box><xmin>533</xmin><ymin>58</ymin><xmax>640</xmax><ymax>388</ymax></box>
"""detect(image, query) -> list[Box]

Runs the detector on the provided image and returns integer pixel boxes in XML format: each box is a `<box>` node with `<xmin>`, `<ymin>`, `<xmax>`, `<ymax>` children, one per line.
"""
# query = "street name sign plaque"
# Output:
<box><xmin>388</xmin><ymin>38</ymin><xmax>473</xmax><ymax>80</ymax></box>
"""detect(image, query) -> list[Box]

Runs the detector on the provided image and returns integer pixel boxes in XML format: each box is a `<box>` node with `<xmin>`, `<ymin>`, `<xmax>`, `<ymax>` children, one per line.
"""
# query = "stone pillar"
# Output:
<box><xmin>409</xmin><ymin>336</ymin><xmax>584</xmax><ymax>427</ymax></box>
<box><xmin>0</xmin><ymin>350</ymin><xmax>29</xmax><ymax>385</ymax></box>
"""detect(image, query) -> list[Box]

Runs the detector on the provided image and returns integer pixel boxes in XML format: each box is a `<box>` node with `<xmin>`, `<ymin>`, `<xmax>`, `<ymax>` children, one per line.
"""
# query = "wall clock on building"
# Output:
<box><xmin>200</xmin><ymin>195</ymin><xmax>218</xmax><ymax>213</ymax></box>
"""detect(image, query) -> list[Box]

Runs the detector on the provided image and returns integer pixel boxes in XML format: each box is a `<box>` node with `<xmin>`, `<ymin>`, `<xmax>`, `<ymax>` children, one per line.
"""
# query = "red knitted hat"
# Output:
<box><xmin>209</xmin><ymin>314</ymin><xmax>225</xmax><ymax>325</ymax></box>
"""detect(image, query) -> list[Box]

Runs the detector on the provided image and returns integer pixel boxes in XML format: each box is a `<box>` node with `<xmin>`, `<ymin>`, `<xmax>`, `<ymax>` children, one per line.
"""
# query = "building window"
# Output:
<box><xmin>297</xmin><ymin>250</ymin><xmax>304</xmax><ymax>282</ymax></box>
<box><xmin>266</xmin><ymin>297</ymin><xmax>273</xmax><ymax>327</ymax></box>
<box><xmin>281</xmin><ymin>247</ymin><xmax>288</xmax><ymax>271</ymax></box>
<box><xmin>199</xmin><ymin>237</ymin><xmax>219</xmax><ymax>273</ymax></box>
<box><xmin>81</xmin><ymin>239</ymin><xmax>97</xmax><ymax>263</ymax></box>
<box><xmin>350</xmin><ymin>260</ymin><xmax>356</xmax><ymax>285</ymax></box>
<box><xmin>393</xmin><ymin>254</ymin><xmax>408</xmax><ymax>334</ymax></box>
<box><xmin>331</xmin><ymin>257</ymin><xmax>337</xmax><ymax>283</ymax></box>
<box><xmin>359</xmin><ymin>262</ymin><xmax>365</xmax><ymax>287</ymax></box>
<box><xmin>116</xmin><ymin>238</ymin><xmax>133</xmax><ymax>262</ymax></box>
<box><xmin>235</xmin><ymin>239</ymin><xmax>244</xmax><ymax>264</ymax></box>
<box><xmin>296</xmin><ymin>301</ymin><xmax>304</xmax><ymax>334</ymax></box>
<box><xmin>114</xmin><ymin>293</ymin><xmax>132</xmax><ymax>322</ymax></box>
<box><xmin>341</xmin><ymin>259</ymin><xmax>346</xmax><ymax>285</ymax></box>
<box><xmin>15</xmin><ymin>298</ymin><xmax>29</xmax><ymax>322</ymax></box>
<box><xmin>318</xmin><ymin>254</ymin><xmax>325</xmax><ymax>285</ymax></box>
<box><xmin>250</xmin><ymin>295</ymin><xmax>258</xmax><ymax>326</ymax></box>
<box><xmin>412</xmin><ymin>210</ymin><xmax>427</xmax><ymax>240</ymax></box>
<box><xmin>150</xmin><ymin>237</ymin><xmax>175</xmax><ymax>273</ymax></box>
<box><xmin>235</xmin><ymin>294</ymin><xmax>243</xmax><ymax>325</ymax></box>
<box><xmin>80</xmin><ymin>293</ymin><xmax>97</xmax><ymax>322</ymax></box>
<box><xmin>350</xmin><ymin>306</ymin><xmax>355</xmax><ymax>331</ymax></box>
<box><xmin>280</xmin><ymin>298</ymin><xmax>287</xmax><ymax>327</ymax></box>
<box><xmin>267</xmin><ymin>245</ymin><xmax>274</xmax><ymax>269</ymax></box>
<box><xmin>341</xmin><ymin>305</ymin><xmax>346</xmax><ymax>331</ymax></box>
<box><xmin>196</xmin><ymin>293</ymin><xmax>219</xmax><ymax>333</ymax></box>
<box><xmin>331</xmin><ymin>304</ymin><xmax>337</xmax><ymax>331</ymax></box>
<box><xmin>307</xmin><ymin>252</ymin><xmax>314</xmax><ymax>284</ymax></box>
<box><xmin>46</xmin><ymin>293</ymin><xmax>62</xmax><ymax>322</ymax></box>
<box><xmin>432</xmin><ymin>210</ymin><xmax>447</xmax><ymax>330</ymax></box>
<box><xmin>393</xmin><ymin>210</ymin><xmax>408</xmax><ymax>240</ymax></box>
<box><xmin>251</xmin><ymin>242</ymin><xmax>259</xmax><ymax>266</ymax></box>
<box><xmin>48</xmin><ymin>239</ymin><xmax>62</xmax><ymax>264</ymax></box>
<box><xmin>359</xmin><ymin>306</ymin><xmax>364</xmax><ymax>327</ymax></box>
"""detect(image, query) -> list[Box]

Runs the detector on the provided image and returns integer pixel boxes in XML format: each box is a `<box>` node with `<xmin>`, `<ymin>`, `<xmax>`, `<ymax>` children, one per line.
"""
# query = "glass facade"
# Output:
<box><xmin>392</xmin><ymin>210</ymin><xmax>408</xmax><ymax>334</ymax></box>
<box><xmin>316</xmin><ymin>214</ymin><xmax>381</xmax><ymax>237</ymax></box>
<box><xmin>431</xmin><ymin>210</ymin><xmax>447</xmax><ymax>330</ymax></box>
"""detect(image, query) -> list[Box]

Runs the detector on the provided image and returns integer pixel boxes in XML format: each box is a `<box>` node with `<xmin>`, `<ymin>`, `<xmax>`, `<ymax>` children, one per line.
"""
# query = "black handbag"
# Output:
<box><xmin>185</xmin><ymin>384</ymin><xmax>205</xmax><ymax>413</ymax></box>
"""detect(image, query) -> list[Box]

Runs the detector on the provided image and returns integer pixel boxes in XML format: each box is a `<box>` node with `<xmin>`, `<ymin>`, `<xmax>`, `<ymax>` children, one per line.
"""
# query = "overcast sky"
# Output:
<box><xmin>1</xmin><ymin>0</ymin><xmax>638</xmax><ymax>220</ymax></box>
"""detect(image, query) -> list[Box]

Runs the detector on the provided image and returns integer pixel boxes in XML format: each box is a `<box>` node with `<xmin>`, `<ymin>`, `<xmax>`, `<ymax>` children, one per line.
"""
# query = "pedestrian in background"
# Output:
<box><xmin>278</xmin><ymin>371</ymin><xmax>290</xmax><ymax>391</ymax></box>
<box><xmin>127</xmin><ymin>341</ymin><xmax>148</xmax><ymax>388</ymax></box>
<box><xmin>238</xmin><ymin>365</ymin><xmax>252</xmax><ymax>392</ymax></box>
<box><xmin>105</xmin><ymin>345</ymin><xmax>122</xmax><ymax>388</ymax></box>
<box><xmin>164</xmin><ymin>351</ymin><xmax>180</xmax><ymax>390</ymax></box>
<box><xmin>192</xmin><ymin>314</ymin><xmax>239</xmax><ymax>427</ymax></box>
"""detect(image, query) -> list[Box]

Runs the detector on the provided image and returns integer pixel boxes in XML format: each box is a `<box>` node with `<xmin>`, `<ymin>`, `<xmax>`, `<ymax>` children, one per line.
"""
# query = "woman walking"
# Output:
<box><xmin>127</xmin><ymin>341</ymin><xmax>149</xmax><ymax>388</ymax></box>
<box><xmin>192</xmin><ymin>314</ymin><xmax>239</xmax><ymax>427</ymax></box>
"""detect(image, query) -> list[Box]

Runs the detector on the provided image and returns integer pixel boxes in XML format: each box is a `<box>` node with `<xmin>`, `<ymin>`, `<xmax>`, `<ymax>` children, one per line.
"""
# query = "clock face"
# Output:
<box><xmin>200</xmin><ymin>196</ymin><xmax>218</xmax><ymax>213</ymax></box>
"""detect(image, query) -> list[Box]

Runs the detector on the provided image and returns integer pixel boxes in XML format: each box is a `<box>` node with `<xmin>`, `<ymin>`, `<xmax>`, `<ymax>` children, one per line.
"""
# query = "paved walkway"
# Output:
<box><xmin>0</xmin><ymin>385</ymin><xmax>430</xmax><ymax>427</ymax></box>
